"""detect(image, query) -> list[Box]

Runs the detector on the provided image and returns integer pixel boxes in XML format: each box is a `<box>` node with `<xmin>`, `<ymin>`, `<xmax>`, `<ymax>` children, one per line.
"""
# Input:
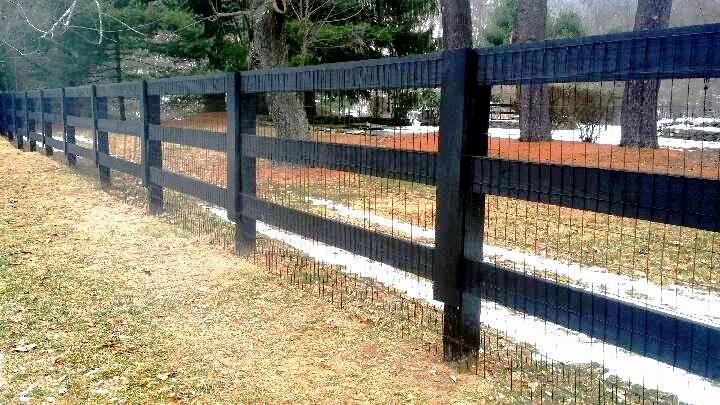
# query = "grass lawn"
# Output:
<box><xmin>0</xmin><ymin>140</ymin><xmax>503</xmax><ymax>403</ymax></box>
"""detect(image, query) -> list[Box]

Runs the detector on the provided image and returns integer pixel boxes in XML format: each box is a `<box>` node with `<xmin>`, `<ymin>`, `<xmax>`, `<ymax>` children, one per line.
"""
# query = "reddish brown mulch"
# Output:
<box><xmin>150</xmin><ymin>112</ymin><xmax>720</xmax><ymax>181</ymax></box>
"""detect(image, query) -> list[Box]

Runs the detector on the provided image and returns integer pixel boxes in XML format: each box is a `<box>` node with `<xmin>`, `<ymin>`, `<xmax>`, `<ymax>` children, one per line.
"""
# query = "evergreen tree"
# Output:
<box><xmin>482</xmin><ymin>0</ymin><xmax>584</xmax><ymax>46</ymax></box>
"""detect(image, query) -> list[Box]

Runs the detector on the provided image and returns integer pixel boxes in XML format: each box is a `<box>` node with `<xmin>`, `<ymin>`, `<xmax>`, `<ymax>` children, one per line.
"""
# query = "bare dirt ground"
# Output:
<box><xmin>0</xmin><ymin>140</ymin><xmax>503</xmax><ymax>403</ymax></box>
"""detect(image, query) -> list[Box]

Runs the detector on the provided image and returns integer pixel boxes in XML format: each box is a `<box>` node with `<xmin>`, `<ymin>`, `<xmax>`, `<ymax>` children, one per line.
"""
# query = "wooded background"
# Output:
<box><xmin>1</xmin><ymin>0</ymin><xmax>716</xmax><ymax>91</ymax></box>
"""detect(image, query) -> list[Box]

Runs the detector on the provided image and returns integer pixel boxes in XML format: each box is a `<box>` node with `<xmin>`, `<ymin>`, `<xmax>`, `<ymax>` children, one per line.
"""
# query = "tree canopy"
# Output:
<box><xmin>482</xmin><ymin>0</ymin><xmax>585</xmax><ymax>46</ymax></box>
<box><xmin>2</xmin><ymin>0</ymin><xmax>718</xmax><ymax>91</ymax></box>
<box><xmin>0</xmin><ymin>0</ymin><xmax>438</xmax><ymax>90</ymax></box>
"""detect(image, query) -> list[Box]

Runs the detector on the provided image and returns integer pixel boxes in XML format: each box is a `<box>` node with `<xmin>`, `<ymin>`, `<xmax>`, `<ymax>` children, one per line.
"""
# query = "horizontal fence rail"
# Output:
<box><xmin>1</xmin><ymin>22</ymin><xmax>720</xmax><ymax>388</ymax></box>
<box><xmin>465</xmin><ymin>260</ymin><xmax>720</xmax><ymax>379</ymax></box>
<box><xmin>149</xmin><ymin>125</ymin><xmax>225</xmax><ymax>152</ymax></box>
<box><xmin>477</xmin><ymin>23</ymin><xmax>720</xmax><ymax>84</ymax></box>
<box><xmin>241</xmin><ymin>194</ymin><xmax>434</xmax><ymax>278</ymax></box>
<box><xmin>241</xmin><ymin>53</ymin><xmax>443</xmax><ymax>93</ymax></box>
<box><xmin>471</xmin><ymin>157</ymin><xmax>720</xmax><ymax>232</ymax></box>
<box><xmin>243</xmin><ymin>135</ymin><xmax>437</xmax><ymax>184</ymax></box>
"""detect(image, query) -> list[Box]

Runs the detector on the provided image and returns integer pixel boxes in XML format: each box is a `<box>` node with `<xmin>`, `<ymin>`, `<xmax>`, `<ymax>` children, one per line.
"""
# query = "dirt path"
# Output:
<box><xmin>0</xmin><ymin>141</ymin><xmax>499</xmax><ymax>403</ymax></box>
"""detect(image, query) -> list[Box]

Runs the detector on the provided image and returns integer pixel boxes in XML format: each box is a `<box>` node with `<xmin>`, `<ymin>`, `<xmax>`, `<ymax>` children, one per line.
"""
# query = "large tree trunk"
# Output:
<box><xmin>440</xmin><ymin>0</ymin><xmax>473</xmax><ymax>48</ymax></box>
<box><xmin>251</xmin><ymin>0</ymin><xmax>310</xmax><ymax>140</ymax></box>
<box><xmin>516</xmin><ymin>0</ymin><xmax>551</xmax><ymax>142</ymax></box>
<box><xmin>112</xmin><ymin>31</ymin><xmax>126</xmax><ymax>121</ymax></box>
<box><xmin>620</xmin><ymin>0</ymin><xmax>672</xmax><ymax>148</ymax></box>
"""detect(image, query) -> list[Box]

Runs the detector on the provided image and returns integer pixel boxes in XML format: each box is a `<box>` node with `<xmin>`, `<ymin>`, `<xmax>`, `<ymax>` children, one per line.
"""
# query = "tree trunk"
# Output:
<box><xmin>620</xmin><ymin>0</ymin><xmax>672</xmax><ymax>148</ymax></box>
<box><xmin>251</xmin><ymin>0</ymin><xmax>310</xmax><ymax>140</ymax></box>
<box><xmin>440</xmin><ymin>0</ymin><xmax>473</xmax><ymax>48</ymax></box>
<box><xmin>516</xmin><ymin>0</ymin><xmax>551</xmax><ymax>142</ymax></box>
<box><xmin>204</xmin><ymin>95</ymin><xmax>227</xmax><ymax>112</ymax></box>
<box><xmin>112</xmin><ymin>31</ymin><xmax>126</xmax><ymax>121</ymax></box>
<box><xmin>304</xmin><ymin>91</ymin><xmax>317</xmax><ymax>118</ymax></box>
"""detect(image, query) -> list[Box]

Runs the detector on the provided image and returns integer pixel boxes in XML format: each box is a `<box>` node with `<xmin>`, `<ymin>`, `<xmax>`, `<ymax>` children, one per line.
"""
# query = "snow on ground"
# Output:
<box><xmin>658</xmin><ymin>117</ymin><xmax>720</xmax><ymax>126</ymax></box>
<box><xmin>306</xmin><ymin>197</ymin><xmax>720</xmax><ymax>328</ymax></box>
<box><xmin>200</xmin><ymin>203</ymin><xmax>720</xmax><ymax>404</ymax></box>
<box><xmin>305</xmin><ymin>197</ymin><xmax>435</xmax><ymax>240</ymax></box>
<box><xmin>666</xmin><ymin>125</ymin><xmax>720</xmax><ymax>133</ymax></box>
<box><xmin>490</xmin><ymin>125</ymin><xmax>720</xmax><ymax>150</ymax></box>
<box><xmin>371</xmin><ymin>122</ymin><xmax>720</xmax><ymax>149</ymax></box>
<box><xmin>375</xmin><ymin>123</ymin><xmax>440</xmax><ymax>135</ymax></box>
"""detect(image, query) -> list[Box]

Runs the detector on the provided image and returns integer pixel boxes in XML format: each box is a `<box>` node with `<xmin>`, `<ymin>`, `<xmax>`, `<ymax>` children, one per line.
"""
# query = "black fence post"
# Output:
<box><xmin>3</xmin><ymin>93</ymin><xmax>7</xmax><ymax>139</ymax></box>
<box><xmin>141</xmin><ymin>81</ymin><xmax>163</xmax><ymax>213</ymax></box>
<box><xmin>63</xmin><ymin>89</ymin><xmax>77</xmax><ymax>167</ymax></box>
<box><xmin>9</xmin><ymin>93</ymin><xmax>15</xmax><ymax>142</ymax></box>
<box><xmin>18</xmin><ymin>91</ymin><xmax>27</xmax><ymax>150</ymax></box>
<box><xmin>0</xmin><ymin>93</ymin><xmax>4</xmax><ymax>137</ymax></box>
<box><xmin>93</xmin><ymin>86</ymin><xmax>111</xmax><ymax>187</ymax></box>
<box><xmin>434</xmin><ymin>48</ymin><xmax>489</xmax><ymax>360</ymax></box>
<box><xmin>28</xmin><ymin>92</ymin><xmax>37</xmax><ymax>152</ymax></box>
<box><xmin>227</xmin><ymin>73</ymin><xmax>257</xmax><ymax>255</ymax></box>
<box><xmin>41</xmin><ymin>91</ymin><xmax>53</xmax><ymax>156</ymax></box>
<box><xmin>0</xmin><ymin>93</ymin><xmax>4</xmax><ymax>138</ymax></box>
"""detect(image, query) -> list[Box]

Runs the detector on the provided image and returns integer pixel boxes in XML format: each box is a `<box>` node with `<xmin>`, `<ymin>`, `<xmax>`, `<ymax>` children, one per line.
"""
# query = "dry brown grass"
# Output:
<box><xmin>0</xmin><ymin>140</ymin><xmax>505</xmax><ymax>403</ymax></box>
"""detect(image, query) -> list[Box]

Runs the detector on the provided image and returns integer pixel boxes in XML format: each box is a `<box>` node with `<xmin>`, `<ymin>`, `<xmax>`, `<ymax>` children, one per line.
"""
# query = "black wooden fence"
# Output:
<box><xmin>2</xmin><ymin>23</ymin><xmax>720</xmax><ymax>384</ymax></box>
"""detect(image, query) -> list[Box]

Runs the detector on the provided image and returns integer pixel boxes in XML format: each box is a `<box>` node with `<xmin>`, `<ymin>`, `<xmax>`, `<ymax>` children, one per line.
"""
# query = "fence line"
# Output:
<box><xmin>1</xmin><ymin>23</ymin><xmax>720</xmax><ymax>390</ymax></box>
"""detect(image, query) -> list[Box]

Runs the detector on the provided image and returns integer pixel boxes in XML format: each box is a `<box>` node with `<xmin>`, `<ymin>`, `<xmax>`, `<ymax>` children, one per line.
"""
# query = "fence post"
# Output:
<box><xmin>92</xmin><ymin>86</ymin><xmax>111</xmax><ymax>187</ymax></box>
<box><xmin>141</xmin><ymin>81</ymin><xmax>163</xmax><ymax>213</ymax></box>
<box><xmin>28</xmin><ymin>92</ymin><xmax>37</xmax><ymax>152</ymax></box>
<box><xmin>41</xmin><ymin>91</ymin><xmax>53</xmax><ymax>156</ymax></box>
<box><xmin>1</xmin><ymin>93</ymin><xmax>6</xmax><ymax>138</ymax></box>
<box><xmin>62</xmin><ymin>89</ymin><xmax>77</xmax><ymax>167</ymax></box>
<box><xmin>434</xmin><ymin>48</ymin><xmax>490</xmax><ymax>360</ymax></box>
<box><xmin>9</xmin><ymin>93</ymin><xmax>15</xmax><ymax>142</ymax></box>
<box><xmin>226</xmin><ymin>73</ymin><xmax>257</xmax><ymax>255</ymax></box>
<box><xmin>0</xmin><ymin>93</ymin><xmax>4</xmax><ymax>137</ymax></box>
<box><xmin>18</xmin><ymin>91</ymin><xmax>27</xmax><ymax>150</ymax></box>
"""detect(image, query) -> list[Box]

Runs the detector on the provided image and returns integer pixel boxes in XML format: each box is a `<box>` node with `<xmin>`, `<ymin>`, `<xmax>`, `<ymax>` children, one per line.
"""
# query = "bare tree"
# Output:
<box><xmin>620</xmin><ymin>0</ymin><xmax>672</xmax><ymax>148</ymax></box>
<box><xmin>516</xmin><ymin>0</ymin><xmax>551</xmax><ymax>141</ymax></box>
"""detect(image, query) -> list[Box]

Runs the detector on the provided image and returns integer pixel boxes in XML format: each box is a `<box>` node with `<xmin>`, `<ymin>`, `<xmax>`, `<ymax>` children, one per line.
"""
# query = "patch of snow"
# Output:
<box><xmin>306</xmin><ymin>198</ymin><xmax>720</xmax><ymax>328</ymax></box>
<box><xmin>75</xmin><ymin>135</ymin><xmax>94</xmax><ymax>145</ymax></box>
<box><xmin>306</xmin><ymin>197</ymin><xmax>435</xmax><ymax>240</ymax></box>
<box><xmin>200</xmin><ymin>203</ymin><xmax>720</xmax><ymax>404</ymax></box>
<box><xmin>200</xmin><ymin>203</ymin><xmax>439</xmax><ymax>305</ymax></box>
<box><xmin>375</xmin><ymin>125</ymin><xmax>439</xmax><ymax>135</ymax></box>
<box><xmin>489</xmin><ymin>125</ymin><xmax>720</xmax><ymax>150</ymax></box>
<box><xmin>667</xmin><ymin>125</ymin><xmax>720</xmax><ymax>133</ymax></box>
<box><xmin>659</xmin><ymin>117</ymin><xmax>720</xmax><ymax>126</ymax></box>
<box><xmin>482</xmin><ymin>299</ymin><xmax>720</xmax><ymax>405</ymax></box>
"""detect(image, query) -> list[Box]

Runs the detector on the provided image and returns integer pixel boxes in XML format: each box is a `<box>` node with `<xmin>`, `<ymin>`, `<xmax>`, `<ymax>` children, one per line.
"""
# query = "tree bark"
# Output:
<box><xmin>440</xmin><ymin>0</ymin><xmax>473</xmax><ymax>48</ymax></box>
<box><xmin>516</xmin><ymin>0</ymin><xmax>551</xmax><ymax>142</ymax></box>
<box><xmin>620</xmin><ymin>0</ymin><xmax>672</xmax><ymax>148</ymax></box>
<box><xmin>304</xmin><ymin>91</ymin><xmax>317</xmax><ymax>118</ymax></box>
<box><xmin>251</xmin><ymin>0</ymin><xmax>310</xmax><ymax>140</ymax></box>
<box><xmin>112</xmin><ymin>31</ymin><xmax>126</xmax><ymax>121</ymax></box>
